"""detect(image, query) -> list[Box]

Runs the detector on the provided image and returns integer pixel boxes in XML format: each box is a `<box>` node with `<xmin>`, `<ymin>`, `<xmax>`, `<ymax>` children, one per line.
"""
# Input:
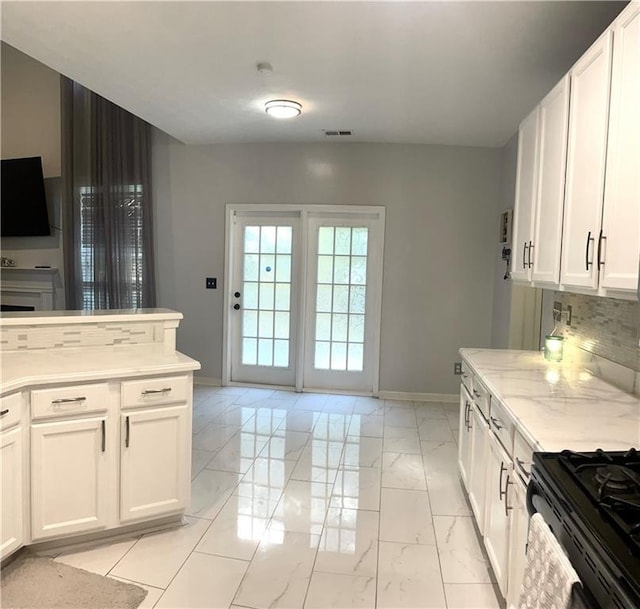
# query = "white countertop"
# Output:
<box><xmin>0</xmin><ymin>344</ymin><xmax>201</xmax><ymax>394</ymax></box>
<box><xmin>459</xmin><ymin>348</ymin><xmax>640</xmax><ymax>452</ymax></box>
<box><xmin>0</xmin><ymin>308</ymin><xmax>183</xmax><ymax>326</ymax></box>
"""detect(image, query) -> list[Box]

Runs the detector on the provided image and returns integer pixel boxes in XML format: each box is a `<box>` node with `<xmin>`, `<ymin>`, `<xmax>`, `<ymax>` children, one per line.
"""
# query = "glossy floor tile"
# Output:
<box><xmin>47</xmin><ymin>388</ymin><xmax>500</xmax><ymax>609</ymax></box>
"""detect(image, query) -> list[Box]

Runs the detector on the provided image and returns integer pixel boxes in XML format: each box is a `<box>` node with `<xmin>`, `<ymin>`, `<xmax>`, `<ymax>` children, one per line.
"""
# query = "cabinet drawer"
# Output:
<box><xmin>489</xmin><ymin>398</ymin><xmax>514</xmax><ymax>456</ymax></box>
<box><xmin>0</xmin><ymin>393</ymin><xmax>22</xmax><ymax>431</ymax></box>
<box><xmin>513</xmin><ymin>430</ymin><xmax>534</xmax><ymax>482</ymax></box>
<box><xmin>32</xmin><ymin>384</ymin><xmax>108</xmax><ymax>421</ymax></box>
<box><xmin>121</xmin><ymin>375</ymin><xmax>189</xmax><ymax>409</ymax></box>
<box><xmin>471</xmin><ymin>379</ymin><xmax>490</xmax><ymax>420</ymax></box>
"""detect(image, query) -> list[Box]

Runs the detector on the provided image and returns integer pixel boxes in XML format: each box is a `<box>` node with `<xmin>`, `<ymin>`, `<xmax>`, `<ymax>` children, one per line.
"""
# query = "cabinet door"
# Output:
<box><xmin>120</xmin><ymin>405</ymin><xmax>189</xmax><ymax>523</ymax></box>
<box><xmin>532</xmin><ymin>76</ymin><xmax>570</xmax><ymax>286</ymax></box>
<box><xmin>506</xmin><ymin>476</ymin><xmax>529</xmax><ymax>609</ymax></box>
<box><xmin>511</xmin><ymin>107</ymin><xmax>540</xmax><ymax>282</ymax></box>
<box><xmin>561</xmin><ymin>32</ymin><xmax>613</xmax><ymax>289</ymax></box>
<box><xmin>468</xmin><ymin>405</ymin><xmax>489</xmax><ymax>535</ymax></box>
<box><xmin>484</xmin><ymin>432</ymin><xmax>512</xmax><ymax>596</ymax></box>
<box><xmin>1</xmin><ymin>427</ymin><xmax>23</xmax><ymax>559</ymax></box>
<box><xmin>31</xmin><ymin>417</ymin><xmax>109</xmax><ymax>540</ymax></box>
<box><xmin>457</xmin><ymin>385</ymin><xmax>473</xmax><ymax>491</ymax></box>
<box><xmin>601</xmin><ymin>5</ymin><xmax>640</xmax><ymax>293</ymax></box>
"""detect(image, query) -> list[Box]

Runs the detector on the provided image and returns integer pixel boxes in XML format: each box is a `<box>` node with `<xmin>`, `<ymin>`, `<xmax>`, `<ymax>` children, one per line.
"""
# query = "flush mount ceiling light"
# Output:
<box><xmin>265</xmin><ymin>99</ymin><xmax>302</xmax><ymax>119</ymax></box>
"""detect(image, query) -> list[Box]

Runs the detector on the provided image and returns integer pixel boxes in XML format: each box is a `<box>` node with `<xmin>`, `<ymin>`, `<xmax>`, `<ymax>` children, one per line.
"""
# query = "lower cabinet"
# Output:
<box><xmin>506</xmin><ymin>474</ymin><xmax>530</xmax><ymax>609</ymax></box>
<box><xmin>458</xmin><ymin>385</ymin><xmax>473</xmax><ymax>490</ymax></box>
<box><xmin>31</xmin><ymin>416</ymin><xmax>109</xmax><ymax>540</ymax></box>
<box><xmin>484</xmin><ymin>431</ymin><xmax>512</xmax><ymax>596</ymax></box>
<box><xmin>468</xmin><ymin>404</ymin><xmax>489</xmax><ymax>534</ymax></box>
<box><xmin>120</xmin><ymin>405</ymin><xmax>189</xmax><ymax>523</ymax></box>
<box><xmin>1</xmin><ymin>426</ymin><xmax>24</xmax><ymax>559</ymax></box>
<box><xmin>27</xmin><ymin>374</ymin><xmax>193</xmax><ymax>545</ymax></box>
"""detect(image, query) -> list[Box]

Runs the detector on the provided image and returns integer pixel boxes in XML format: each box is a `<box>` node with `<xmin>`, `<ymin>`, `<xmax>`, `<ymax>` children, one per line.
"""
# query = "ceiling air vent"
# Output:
<box><xmin>324</xmin><ymin>130</ymin><xmax>353</xmax><ymax>137</ymax></box>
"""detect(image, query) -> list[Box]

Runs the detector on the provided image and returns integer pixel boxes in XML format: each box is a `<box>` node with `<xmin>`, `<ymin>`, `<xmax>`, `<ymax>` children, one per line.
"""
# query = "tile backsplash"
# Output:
<box><xmin>553</xmin><ymin>292</ymin><xmax>640</xmax><ymax>372</ymax></box>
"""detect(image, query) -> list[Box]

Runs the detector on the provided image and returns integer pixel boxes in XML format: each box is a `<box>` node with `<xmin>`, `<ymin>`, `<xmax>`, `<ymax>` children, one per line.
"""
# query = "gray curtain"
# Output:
<box><xmin>62</xmin><ymin>77</ymin><xmax>156</xmax><ymax>310</ymax></box>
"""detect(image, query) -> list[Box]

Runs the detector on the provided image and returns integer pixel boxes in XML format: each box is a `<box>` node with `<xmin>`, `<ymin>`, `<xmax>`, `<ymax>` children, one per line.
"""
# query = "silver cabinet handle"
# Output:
<box><xmin>490</xmin><ymin>416</ymin><xmax>503</xmax><ymax>431</ymax></box>
<box><xmin>504</xmin><ymin>474</ymin><xmax>513</xmax><ymax>516</ymax></box>
<box><xmin>499</xmin><ymin>461</ymin><xmax>507</xmax><ymax>501</ymax></box>
<box><xmin>515</xmin><ymin>456</ymin><xmax>531</xmax><ymax>476</ymax></box>
<box><xmin>141</xmin><ymin>388</ymin><xmax>171</xmax><ymax>395</ymax></box>
<box><xmin>0</xmin><ymin>409</ymin><xmax>9</xmax><ymax>416</ymax></box>
<box><xmin>51</xmin><ymin>397</ymin><xmax>87</xmax><ymax>405</ymax></box>
<box><xmin>125</xmin><ymin>416</ymin><xmax>130</xmax><ymax>448</ymax></box>
<box><xmin>101</xmin><ymin>420</ymin><xmax>106</xmax><ymax>453</ymax></box>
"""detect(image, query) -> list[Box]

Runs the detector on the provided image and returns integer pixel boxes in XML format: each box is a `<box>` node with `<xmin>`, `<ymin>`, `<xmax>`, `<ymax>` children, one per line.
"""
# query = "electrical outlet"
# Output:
<box><xmin>454</xmin><ymin>362</ymin><xmax>462</xmax><ymax>375</ymax></box>
<box><xmin>206</xmin><ymin>277</ymin><xmax>217</xmax><ymax>289</ymax></box>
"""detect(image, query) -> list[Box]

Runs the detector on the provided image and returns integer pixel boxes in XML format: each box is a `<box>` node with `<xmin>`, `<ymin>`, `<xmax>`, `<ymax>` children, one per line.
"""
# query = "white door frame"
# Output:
<box><xmin>223</xmin><ymin>204</ymin><xmax>385</xmax><ymax>396</ymax></box>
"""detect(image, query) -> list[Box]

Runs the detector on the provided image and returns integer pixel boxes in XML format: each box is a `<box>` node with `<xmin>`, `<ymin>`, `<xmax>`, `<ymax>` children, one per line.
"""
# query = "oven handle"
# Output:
<box><xmin>526</xmin><ymin>479</ymin><xmax>539</xmax><ymax>516</ymax></box>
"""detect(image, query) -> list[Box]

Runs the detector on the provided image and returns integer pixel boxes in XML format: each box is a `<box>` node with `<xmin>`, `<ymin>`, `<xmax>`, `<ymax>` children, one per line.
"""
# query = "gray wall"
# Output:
<box><xmin>491</xmin><ymin>133</ymin><xmax>518</xmax><ymax>348</ymax></box>
<box><xmin>1</xmin><ymin>43</ymin><xmax>65</xmax><ymax>304</ymax></box>
<box><xmin>152</xmin><ymin>133</ymin><xmax>503</xmax><ymax>394</ymax></box>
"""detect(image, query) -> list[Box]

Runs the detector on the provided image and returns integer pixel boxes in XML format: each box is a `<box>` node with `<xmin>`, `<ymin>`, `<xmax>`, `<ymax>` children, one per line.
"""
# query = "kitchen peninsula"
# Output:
<box><xmin>0</xmin><ymin>308</ymin><xmax>200</xmax><ymax>561</ymax></box>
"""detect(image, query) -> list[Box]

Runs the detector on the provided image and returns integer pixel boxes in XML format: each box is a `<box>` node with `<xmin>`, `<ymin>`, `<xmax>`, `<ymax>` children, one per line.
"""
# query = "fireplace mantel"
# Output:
<box><xmin>0</xmin><ymin>267</ymin><xmax>60</xmax><ymax>311</ymax></box>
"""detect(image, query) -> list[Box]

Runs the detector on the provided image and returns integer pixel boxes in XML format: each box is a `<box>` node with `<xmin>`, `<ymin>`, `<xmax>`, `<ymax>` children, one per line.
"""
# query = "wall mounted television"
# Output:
<box><xmin>1</xmin><ymin>156</ymin><xmax>51</xmax><ymax>237</ymax></box>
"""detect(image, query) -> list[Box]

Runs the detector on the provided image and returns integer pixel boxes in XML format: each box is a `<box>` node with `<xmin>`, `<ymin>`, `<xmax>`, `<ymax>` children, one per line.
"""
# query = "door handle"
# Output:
<box><xmin>490</xmin><ymin>416</ymin><xmax>503</xmax><ymax>431</ymax></box>
<box><xmin>125</xmin><ymin>416</ymin><xmax>130</xmax><ymax>448</ymax></box>
<box><xmin>522</xmin><ymin>242</ymin><xmax>528</xmax><ymax>269</ymax></box>
<box><xmin>234</xmin><ymin>291</ymin><xmax>241</xmax><ymax>298</ymax></box>
<box><xmin>0</xmin><ymin>409</ymin><xmax>9</xmax><ymax>416</ymax></box>
<box><xmin>101</xmin><ymin>420</ymin><xmax>106</xmax><ymax>453</ymax></box>
<box><xmin>233</xmin><ymin>303</ymin><xmax>241</xmax><ymax>310</ymax></box>
<box><xmin>527</xmin><ymin>241</ymin><xmax>534</xmax><ymax>268</ymax></box>
<box><xmin>585</xmin><ymin>231</ymin><xmax>594</xmax><ymax>270</ymax></box>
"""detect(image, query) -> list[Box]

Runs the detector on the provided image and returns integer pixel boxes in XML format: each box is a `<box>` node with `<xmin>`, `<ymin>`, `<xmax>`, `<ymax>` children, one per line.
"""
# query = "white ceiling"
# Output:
<box><xmin>1</xmin><ymin>1</ymin><xmax>628</xmax><ymax>147</ymax></box>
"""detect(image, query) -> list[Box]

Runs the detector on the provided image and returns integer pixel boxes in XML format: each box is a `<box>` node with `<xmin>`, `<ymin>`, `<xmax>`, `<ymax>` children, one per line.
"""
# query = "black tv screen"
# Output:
<box><xmin>1</xmin><ymin>156</ymin><xmax>51</xmax><ymax>237</ymax></box>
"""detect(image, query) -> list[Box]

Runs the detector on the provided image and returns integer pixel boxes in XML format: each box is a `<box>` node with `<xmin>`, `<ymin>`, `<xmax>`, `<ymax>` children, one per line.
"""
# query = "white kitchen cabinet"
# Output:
<box><xmin>600</xmin><ymin>5</ymin><xmax>640</xmax><ymax>294</ymax></box>
<box><xmin>1</xmin><ymin>425</ymin><xmax>24</xmax><ymax>559</ymax></box>
<box><xmin>120</xmin><ymin>404</ymin><xmax>190</xmax><ymax>523</ymax></box>
<box><xmin>511</xmin><ymin>107</ymin><xmax>540</xmax><ymax>281</ymax></box>
<box><xmin>457</xmin><ymin>384</ymin><xmax>473</xmax><ymax>491</ymax></box>
<box><xmin>531</xmin><ymin>75</ymin><xmax>570</xmax><ymax>286</ymax></box>
<box><xmin>31</xmin><ymin>416</ymin><xmax>109</xmax><ymax>540</ymax></box>
<box><xmin>468</xmin><ymin>404</ymin><xmax>489</xmax><ymax>535</ymax></box>
<box><xmin>560</xmin><ymin>31</ymin><xmax>613</xmax><ymax>290</ymax></box>
<box><xmin>484</xmin><ymin>431</ymin><xmax>512</xmax><ymax>596</ymax></box>
<box><xmin>506</xmin><ymin>474</ymin><xmax>530</xmax><ymax>609</ymax></box>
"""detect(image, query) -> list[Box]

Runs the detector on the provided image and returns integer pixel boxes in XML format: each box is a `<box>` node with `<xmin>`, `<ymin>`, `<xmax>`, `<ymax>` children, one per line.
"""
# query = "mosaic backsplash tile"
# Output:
<box><xmin>553</xmin><ymin>292</ymin><xmax>640</xmax><ymax>372</ymax></box>
<box><xmin>0</xmin><ymin>321</ymin><xmax>165</xmax><ymax>351</ymax></box>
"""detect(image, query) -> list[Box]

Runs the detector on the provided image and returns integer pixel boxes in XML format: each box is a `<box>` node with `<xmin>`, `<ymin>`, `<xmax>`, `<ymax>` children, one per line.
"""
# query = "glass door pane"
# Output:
<box><xmin>313</xmin><ymin>226</ymin><xmax>368</xmax><ymax>372</ymax></box>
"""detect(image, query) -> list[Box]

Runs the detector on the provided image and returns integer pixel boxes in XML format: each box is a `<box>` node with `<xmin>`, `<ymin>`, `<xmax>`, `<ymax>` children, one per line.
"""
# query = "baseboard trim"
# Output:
<box><xmin>378</xmin><ymin>390</ymin><xmax>458</xmax><ymax>403</ymax></box>
<box><xmin>193</xmin><ymin>376</ymin><xmax>222</xmax><ymax>387</ymax></box>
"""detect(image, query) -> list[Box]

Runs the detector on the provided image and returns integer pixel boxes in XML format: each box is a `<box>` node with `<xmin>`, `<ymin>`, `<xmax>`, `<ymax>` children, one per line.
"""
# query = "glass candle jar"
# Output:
<box><xmin>544</xmin><ymin>335</ymin><xmax>564</xmax><ymax>362</ymax></box>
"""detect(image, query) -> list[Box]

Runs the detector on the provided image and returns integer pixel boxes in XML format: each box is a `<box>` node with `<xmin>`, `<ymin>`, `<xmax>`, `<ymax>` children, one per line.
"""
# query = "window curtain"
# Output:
<box><xmin>62</xmin><ymin>77</ymin><xmax>156</xmax><ymax>310</ymax></box>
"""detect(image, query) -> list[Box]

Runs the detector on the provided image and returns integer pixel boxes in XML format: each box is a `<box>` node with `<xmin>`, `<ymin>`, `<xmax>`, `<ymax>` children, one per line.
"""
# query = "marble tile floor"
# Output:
<box><xmin>50</xmin><ymin>386</ymin><xmax>501</xmax><ymax>609</ymax></box>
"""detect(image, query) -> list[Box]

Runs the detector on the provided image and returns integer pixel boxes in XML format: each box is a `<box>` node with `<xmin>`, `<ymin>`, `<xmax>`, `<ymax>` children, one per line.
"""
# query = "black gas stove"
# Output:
<box><xmin>528</xmin><ymin>449</ymin><xmax>640</xmax><ymax>609</ymax></box>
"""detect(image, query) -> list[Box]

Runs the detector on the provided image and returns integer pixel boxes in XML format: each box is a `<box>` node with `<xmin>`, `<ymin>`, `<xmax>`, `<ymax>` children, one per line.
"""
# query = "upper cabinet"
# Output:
<box><xmin>560</xmin><ymin>31</ymin><xmax>613</xmax><ymax>290</ymax></box>
<box><xmin>600</xmin><ymin>6</ymin><xmax>640</xmax><ymax>294</ymax></box>
<box><xmin>510</xmin><ymin>107</ymin><xmax>539</xmax><ymax>282</ymax></box>
<box><xmin>512</xmin><ymin>2</ymin><xmax>640</xmax><ymax>299</ymax></box>
<box><xmin>531</xmin><ymin>76</ymin><xmax>570</xmax><ymax>286</ymax></box>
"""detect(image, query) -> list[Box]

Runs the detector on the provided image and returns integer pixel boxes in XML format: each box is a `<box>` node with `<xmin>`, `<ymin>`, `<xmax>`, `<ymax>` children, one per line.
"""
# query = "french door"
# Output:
<box><xmin>225</xmin><ymin>206</ymin><xmax>384</xmax><ymax>394</ymax></box>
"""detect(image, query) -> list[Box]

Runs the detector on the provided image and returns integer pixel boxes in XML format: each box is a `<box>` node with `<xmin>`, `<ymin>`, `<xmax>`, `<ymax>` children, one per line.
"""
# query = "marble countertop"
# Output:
<box><xmin>0</xmin><ymin>308</ymin><xmax>183</xmax><ymax>326</ymax></box>
<box><xmin>459</xmin><ymin>348</ymin><xmax>640</xmax><ymax>452</ymax></box>
<box><xmin>0</xmin><ymin>344</ymin><xmax>201</xmax><ymax>395</ymax></box>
